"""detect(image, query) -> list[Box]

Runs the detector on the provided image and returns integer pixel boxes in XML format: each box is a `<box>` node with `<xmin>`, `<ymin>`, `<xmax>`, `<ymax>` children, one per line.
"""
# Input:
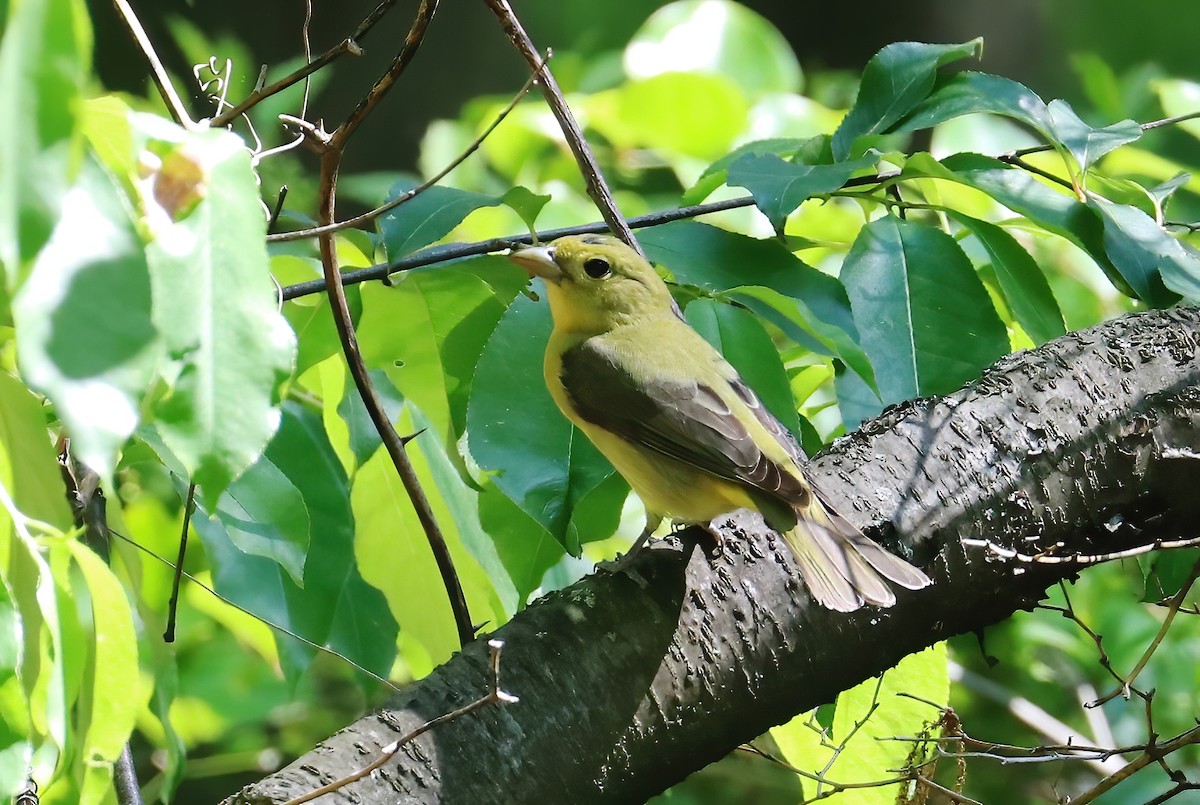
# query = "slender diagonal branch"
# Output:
<box><xmin>111</xmin><ymin>0</ymin><xmax>192</xmax><ymax>127</ymax></box>
<box><xmin>332</xmin><ymin>0</ymin><xmax>440</xmax><ymax>147</ymax></box>
<box><xmin>484</xmin><ymin>0</ymin><xmax>642</xmax><ymax>254</ymax></box>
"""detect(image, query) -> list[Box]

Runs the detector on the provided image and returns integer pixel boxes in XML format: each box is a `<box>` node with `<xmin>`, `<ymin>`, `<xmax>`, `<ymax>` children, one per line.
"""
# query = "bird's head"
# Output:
<box><xmin>508</xmin><ymin>234</ymin><xmax>678</xmax><ymax>334</ymax></box>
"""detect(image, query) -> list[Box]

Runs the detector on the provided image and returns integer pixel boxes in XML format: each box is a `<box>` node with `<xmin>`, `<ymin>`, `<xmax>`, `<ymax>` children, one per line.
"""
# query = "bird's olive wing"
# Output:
<box><xmin>560</xmin><ymin>342</ymin><xmax>809</xmax><ymax>504</ymax></box>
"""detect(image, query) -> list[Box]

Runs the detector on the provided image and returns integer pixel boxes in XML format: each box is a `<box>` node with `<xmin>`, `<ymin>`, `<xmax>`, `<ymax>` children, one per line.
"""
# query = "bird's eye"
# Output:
<box><xmin>583</xmin><ymin>257</ymin><xmax>612</xmax><ymax>279</ymax></box>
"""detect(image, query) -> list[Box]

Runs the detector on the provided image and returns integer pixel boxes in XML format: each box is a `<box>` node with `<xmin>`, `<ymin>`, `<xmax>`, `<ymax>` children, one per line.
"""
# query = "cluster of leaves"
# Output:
<box><xmin>3</xmin><ymin>0</ymin><xmax>1200</xmax><ymax>802</ymax></box>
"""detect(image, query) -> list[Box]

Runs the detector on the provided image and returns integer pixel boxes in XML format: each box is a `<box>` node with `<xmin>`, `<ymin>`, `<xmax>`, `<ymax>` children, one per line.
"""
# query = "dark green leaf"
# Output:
<box><xmin>192</xmin><ymin>404</ymin><xmax>398</xmax><ymax>682</ymax></box>
<box><xmin>13</xmin><ymin>156</ymin><xmax>159</xmax><ymax>479</ymax></box>
<box><xmin>640</xmin><ymin>222</ymin><xmax>873</xmax><ymax>385</ymax></box>
<box><xmin>841</xmin><ymin>216</ymin><xmax>1008</xmax><ymax>404</ymax></box>
<box><xmin>0</xmin><ymin>0</ymin><xmax>90</xmax><ymax>287</ymax></box>
<box><xmin>726</xmin><ymin>150</ymin><xmax>880</xmax><ymax>233</ymax></box>
<box><xmin>1140</xmin><ymin>549</ymin><xmax>1200</xmax><ymax>602</ymax></box>
<box><xmin>906</xmin><ymin>153</ymin><xmax>1153</xmax><ymax>302</ymax></box>
<box><xmin>207</xmin><ymin>455</ymin><xmax>311</xmax><ymax>585</ymax></box>
<box><xmin>1045</xmin><ymin>99</ymin><xmax>1141</xmax><ymax>170</ymax></box>
<box><xmin>685</xmin><ymin>298</ymin><xmax>801</xmax><ymax>436</ymax></box>
<box><xmin>379</xmin><ymin>182</ymin><xmax>501</xmax><ymax>260</ymax></box>
<box><xmin>467</xmin><ymin>294</ymin><xmax>613</xmax><ymax>549</ymax></box>
<box><xmin>681</xmin><ymin>137</ymin><xmax>809</xmax><ymax>206</ymax></box>
<box><xmin>145</xmin><ymin>128</ymin><xmax>296</xmax><ymax>507</ymax></box>
<box><xmin>832</xmin><ymin>39</ymin><xmax>983</xmax><ymax>159</ymax></box>
<box><xmin>892</xmin><ymin>71</ymin><xmax>1051</xmax><ymax>136</ymax></box>
<box><xmin>951</xmin><ymin>214</ymin><xmax>1066</xmax><ymax>343</ymax></box>
<box><xmin>834</xmin><ymin>360</ymin><xmax>884</xmax><ymax>430</ymax></box>
<box><xmin>479</xmin><ymin>484</ymin><xmax>565</xmax><ymax>606</ymax></box>
<box><xmin>1087</xmin><ymin>197</ymin><xmax>1196</xmax><ymax>303</ymax></box>
<box><xmin>1148</xmin><ymin>173</ymin><xmax>1191</xmax><ymax>208</ymax></box>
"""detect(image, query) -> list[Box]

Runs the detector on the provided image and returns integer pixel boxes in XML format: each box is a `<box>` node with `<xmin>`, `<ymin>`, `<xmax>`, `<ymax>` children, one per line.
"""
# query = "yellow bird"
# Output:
<box><xmin>509</xmin><ymin>234</ymin><xmax>931</xmax><ymax>611</ymax></box>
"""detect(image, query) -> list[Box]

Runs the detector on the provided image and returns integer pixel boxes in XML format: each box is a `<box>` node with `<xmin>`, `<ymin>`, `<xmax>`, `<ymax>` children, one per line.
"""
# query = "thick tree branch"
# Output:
<box><xmin>226</xmin><ymin>307</ymin><xmax>1200</xmax><ymax>804</ymax></box>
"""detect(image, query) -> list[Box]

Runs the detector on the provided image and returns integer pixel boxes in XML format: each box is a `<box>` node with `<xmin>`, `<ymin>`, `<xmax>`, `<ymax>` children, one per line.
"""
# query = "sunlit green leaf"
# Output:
<box><xmin>144</xmin><ymin>126</ymin><xmax>296</xmax><ymax>507</ymax></box>
<box><xmin>841</xmin><ymin>216</ymin><xmax>1008</xmax><ymax>404</ymax></box>
<box><xmin>625</xmin><ymin>0</ymin><xmax>802</xmax><ymax>95</ymax></box>
<box><xmin>1152</xmin><ymin>79</ymin><xmax>1200</xmax><ymax>140</ymax></box>
<box><xmin>0</xmin><ymin>372</ymin><xmax>73</xmax><ymax>530</ymax></box>
<box><xmin>832</xmin><ymin>39</ymin><xmax>982</xmax><ymax>159</ymax></box>
<box><xmin>501</xmin><ymin>185</ymin><xmax>551</xmax><ymax>233</ymax></box>
<box><xmin>67</xmin><ymin>541</ymin><xmax>138</xmax><ymax>805</ymax></box>
<box><xmin>357</xmin><ymin>261</ymin><xmax>509</xmax><ymax>479</ymax></box>
<box><xmin>13</xmin><ymin>156</ymin><xmax>159</xmax><ymax>481</ymax></box>
<box><xmin>0</xmin><ymin>0</ymin><xmax>90</xmax><ymax>288</ymax></box>
<box><xmin>609</xmin><ymin>72</ymin><xmax>749</xmax><ymax>160</ymax></box>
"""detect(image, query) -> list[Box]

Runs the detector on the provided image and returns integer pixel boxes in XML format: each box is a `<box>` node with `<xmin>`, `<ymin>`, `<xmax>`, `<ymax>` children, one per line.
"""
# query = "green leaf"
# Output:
<box><xmin>1152</xmin><ymin>79</ymin><xmax>1200</xmax><ymax>141</ymax></box>
<box><xmin>951</xmin><ymin>214</ymin><xmax>1066</xmax><ymax>343</ymax></box>
<box><xmin>206</xmin><ymin>456</ymin><xmax>311</xmax><ymax>585</ymax></box>
<box><xmin>640</xmin><ymin>222</ymin><xmax>873</xmax><ymax>385</ymax></box>
<box><xmin>66</xmin><ymin>541</ymin><xmax>138</xmax><ymax>805</ymax></box>
<box><xmin>466</xmin><ymin>294</ymin><xmax>613</xmax><ymax>549</ymax></box>
<box><xmin>841</xmin><ymin>216</ymin><xmax>1008</xmax><ymax>404</ymax></box>
<box><xmin>625</xmin><ymin>0</ymin><xmax>802</xmax><ymax>96</ymax></box>
<box><xmin>13</xmin><ymin>156</ymin><xmax>160</xmax><ymax>481</ymax></box>
<box><xmin>379</xmin><ymin>182</ymin><xmax>501</xmax><ymax>260</ymax></box>
<box><xmin>827</xmin><ymin>643</ymin><xmax>949</xmax><ymax>800</ymax></box>
<box><xmin>906</xmin><ymin>152</ymin><xmax>1158</xmax><ymax>303</ymax></box>
<box><xmin>832</xmin><ymin>39</ymin><xmax>982</xmax><ymax>159</ymax></box>
<box><xmin>1045</xmin><ymin>99</ymin><xmax>1142</xmax><ymax>171</ymax></box>
<box><xmin>191</xmin><ymin>404</ymin><xmax>398</xmax><ymax>682</ymax></box>
<box><xmin>609</xmin><ymin>72</ymin><xmax>749</xmax><ymax>160</ymax></box>
<box><xmin>357</xmin><ymin>261</ymin><xmax>509</xmax><ymax>479</ymax></box>
<box><xmin>834</xmin><ymin>360</ymin><xmax>885</xmax><ymax>430</ymax></box>
<box><xmin>0</xmin><ymin>0</ymin><xmax>91</xmax><ymax>288</ymax></box>
<box><xmin>353</xmin><ymin>407</ymin><xmax>515</xmax><ymax>663</ymax></box>
<box><xmin>0</xmin><ymin>371</ymin><xmax>73</xmax><ymax>530</ymax></box>
<box><xmin>1140</xmin><ymin>549</ymin><xmax>1200</xmax><ymax>602</ymax></box>
<box><xmin>144</xmin><ymin>126</ymin><xmax>296</xmax><ymax>507</ymax></box>
<box><xmin>1087</xmin><ymin>197</ymin><xmax>1197</xmax><ymax>303</ymax></box>
<box><xmin>500</xmin><ymin>186</ymin><xmax>551</xmax><ymax>233</ymax></box>
<box><xmin>685</xmin><ymin>299</ymin><xmax>800</xmax><ymax>436</ymax></box>
<box><xmin>0</xmin><ymin>572</ymin><xmax>31</xmax><ymax>796</ymax></box>
<box><xmin>892</xmin><ymin>71</ymin><xmax>1051</xmax><ymax>135</ymax></box>
<box><xmin>726</xmin><ymin>150</ymin><xmax>880</xmax><ymax>233</ymax></box>
<box><xmin>681</xmin><ymin>136</ymin><xmax>809</xmax><ymax>206</ymax></box>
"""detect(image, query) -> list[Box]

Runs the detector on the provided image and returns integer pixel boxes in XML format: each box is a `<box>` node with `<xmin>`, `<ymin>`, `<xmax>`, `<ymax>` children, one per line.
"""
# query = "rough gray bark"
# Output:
<box><xmin>228</xmin><ymin>307</ymin><xmax>1200</xmax><ymax>805</ymax></box>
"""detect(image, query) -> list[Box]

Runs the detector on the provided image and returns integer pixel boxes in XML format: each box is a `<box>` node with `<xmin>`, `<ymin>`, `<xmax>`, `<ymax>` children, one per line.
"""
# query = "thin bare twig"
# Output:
<box><xmin>210</xmin><ymin>0</ymin><xmax>402</xmax><ymax>127</ymax></box>
<box><xmin>281</xmin><ymin>639</ymin><xmax>518</xmax><ymax>805</ymax></box>
<box><xmin>1068</xmin><ymin>725</ymin><xmax>1200</xmax><ymax>805</ymax></box>
<box><xmin>268</xmin><ymin>50</ymin><xmax>549</xmax><ymax>243</ymax></box>
<box><xmin>162</xmin><ymin>481</ymin><xmax>196</xmax><ymax>642</ymax></box>
<box><xmin>1090</xmin><ymin>557</ymin><xmax>1200</xmax><ymax>707</ymax></box>
<box><xmin>484</xmin><ymin>0</ymin><xmax>642</xmax><ymax>254</ymax></box>
<box><xmin>963</xmin><ymin>536</ymin><xmax>1200</xmax><ymax>565</ymax></box>
<box><xmin>111</xmin><ymin>0</ymin><xmax>192</xmax><ymax>127</ymax></box>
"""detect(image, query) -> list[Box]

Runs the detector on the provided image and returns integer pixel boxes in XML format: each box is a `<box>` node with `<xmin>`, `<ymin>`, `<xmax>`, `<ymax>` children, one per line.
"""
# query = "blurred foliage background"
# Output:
<box><xmin>4</xmin><ymin>0</ymin><xmax>1200</xmax><ymax>803</ymax></box>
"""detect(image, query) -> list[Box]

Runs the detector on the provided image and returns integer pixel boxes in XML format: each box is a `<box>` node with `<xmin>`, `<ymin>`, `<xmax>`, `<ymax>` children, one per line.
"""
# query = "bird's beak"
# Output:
<box><xmin>508</xmin><ymin>245</ymin><xmax>562</xmax><ymax>282</ymax></box>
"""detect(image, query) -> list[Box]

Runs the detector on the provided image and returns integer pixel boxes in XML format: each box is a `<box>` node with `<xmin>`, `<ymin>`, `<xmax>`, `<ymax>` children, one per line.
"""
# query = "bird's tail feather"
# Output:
<box><xmin>782</xmin><ymin>497</ymin><xmax>931</xmax><ymax>612</ymax></box>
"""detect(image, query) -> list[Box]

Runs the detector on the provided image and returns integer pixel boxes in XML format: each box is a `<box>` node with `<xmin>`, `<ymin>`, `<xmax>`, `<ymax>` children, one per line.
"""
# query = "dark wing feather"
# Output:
<box><xmin>560</xmin><ymin>341</ymin><xmax>809</xmax><ymax>508</ymax></box>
